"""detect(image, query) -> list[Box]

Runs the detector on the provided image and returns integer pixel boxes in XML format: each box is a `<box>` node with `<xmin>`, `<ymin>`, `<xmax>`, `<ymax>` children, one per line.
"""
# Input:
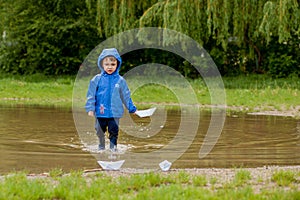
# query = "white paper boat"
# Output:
<box><xmin>159</xmin><ymin>160</ymin><xmax>172</xmax><ymax>171</ymax></box>
<box><xmin>135</xmin><ymin>107</ymin><xmax>157</xmax><ymax>118</ymax></box>
<box><xmin>97</xmin><ymin>160</ymin><xmax>125</xmax><ymax>170</ymax></box>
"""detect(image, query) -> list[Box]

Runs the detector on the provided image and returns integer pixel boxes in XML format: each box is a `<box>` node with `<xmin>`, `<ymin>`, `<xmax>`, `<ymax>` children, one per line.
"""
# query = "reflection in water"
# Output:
<box><xmin>0</xmin><ymin>106</ymin><xmax>299</xmax><ymax>173</ymax></box>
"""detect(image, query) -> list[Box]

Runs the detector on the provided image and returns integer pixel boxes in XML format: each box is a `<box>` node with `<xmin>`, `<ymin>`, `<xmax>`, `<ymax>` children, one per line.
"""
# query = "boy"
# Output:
<box><xmin>85</xmin><ymin>48</ymin><xmax>137</xmax><ymax>151</ymax></box>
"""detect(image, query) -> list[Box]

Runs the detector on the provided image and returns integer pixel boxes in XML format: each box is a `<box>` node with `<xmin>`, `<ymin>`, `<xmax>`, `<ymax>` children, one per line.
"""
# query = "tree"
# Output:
<box><xmin>0</xmin><ymin>0</ymin><xmax>101</xmax><ymax>75</ymax></box>
<box><xmin>1</xmin><ymin>0</ymin><xmax>299</xmax><ymax>76</ymax></box>
<box><xmin>92</xmin><ymin>0</ymin><xmax>299</xmax><ymax>76</ymax></box>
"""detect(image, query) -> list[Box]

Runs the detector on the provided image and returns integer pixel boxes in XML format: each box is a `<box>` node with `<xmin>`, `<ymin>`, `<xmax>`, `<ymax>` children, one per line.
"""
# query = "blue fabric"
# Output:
<box><xmin>85</xmin><ymin>48</ymin><xmax>137</xmax><ymax>118</ymax></box>
<box><xmin>97</xmin><ymin>118</ymin><xmax>119</xmax><ymax>148</ymax></box>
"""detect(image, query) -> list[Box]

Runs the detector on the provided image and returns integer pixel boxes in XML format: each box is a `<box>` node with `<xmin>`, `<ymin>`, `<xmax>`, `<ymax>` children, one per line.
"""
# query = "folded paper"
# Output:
<box><xmin>135</xmin><ymin>107</ymin><xmax>157</xmax><ymax>118</ymax></box>
<box><xmin>97</xmin><ymin>160</ymin><xmax>125</xmax><ymax>170</ymax></box>
<box><xmin>159</xmin><ymin>160</ymin><xmax>172</xmax><ymax>171</ymax></box>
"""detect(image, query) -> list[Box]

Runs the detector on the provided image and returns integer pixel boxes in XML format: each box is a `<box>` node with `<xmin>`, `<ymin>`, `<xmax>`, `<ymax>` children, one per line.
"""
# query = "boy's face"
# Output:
<box><xmin>102</xmin><ymin>56</ymin><xmax>118</xmax><ymax>74</ymax></box>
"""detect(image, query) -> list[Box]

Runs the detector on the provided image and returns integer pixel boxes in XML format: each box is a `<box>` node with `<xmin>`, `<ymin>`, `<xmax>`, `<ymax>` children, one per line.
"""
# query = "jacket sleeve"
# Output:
<box><xmin>120</xmin><ymin>79</ymin><xmax>137</xmax><ymax>113</ymax></box>
<box><xmin>85</xmin><ymin>75</ymin><xmax>99</xmax><ymax>113</ymax></box>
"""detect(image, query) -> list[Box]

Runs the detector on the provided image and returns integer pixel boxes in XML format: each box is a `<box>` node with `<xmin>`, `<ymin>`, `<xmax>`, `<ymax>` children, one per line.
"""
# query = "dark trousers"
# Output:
<box><xmin>96</xmin><ymin>118</ymin><xmax>119</xmax><ymax>149</ymax></box>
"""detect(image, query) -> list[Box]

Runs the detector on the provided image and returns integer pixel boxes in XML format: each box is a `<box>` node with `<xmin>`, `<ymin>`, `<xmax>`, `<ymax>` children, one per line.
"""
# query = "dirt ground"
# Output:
<box><xmin>23</xmin><ymin>165</ymin><xmax>299</xmax><ymax>193</ymax></box>
<box><xmin>83</xmin><ymin>165</ymin><xmax>300</xmax><ymax>193</ymax></box>
<box><xmin>222</xmin><ymin>105</ymin><xmax>300</xmax><ymax>118</ymax></box>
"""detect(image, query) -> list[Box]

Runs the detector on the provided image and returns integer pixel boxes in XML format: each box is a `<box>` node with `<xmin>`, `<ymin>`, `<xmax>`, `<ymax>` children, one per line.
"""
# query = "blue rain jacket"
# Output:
<box><xmin>85</xmin><ymin>48</ymin><xmax>136</xmax><ymax>118</ymax></box>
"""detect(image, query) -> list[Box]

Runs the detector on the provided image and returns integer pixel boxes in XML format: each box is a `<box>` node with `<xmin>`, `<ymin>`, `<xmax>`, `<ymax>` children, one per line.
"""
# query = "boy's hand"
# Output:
<box><xmin>88</xmin><ymin>111</ymin><xmax>94</xmax><ymax>117</ymax></box>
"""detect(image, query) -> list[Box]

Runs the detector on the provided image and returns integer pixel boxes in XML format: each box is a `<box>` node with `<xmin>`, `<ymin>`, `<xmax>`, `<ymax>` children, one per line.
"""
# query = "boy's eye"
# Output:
<box><xmin>106</xmin><ymin>63</ymin><xmax>116</xmax><ymax>66</ymax></box>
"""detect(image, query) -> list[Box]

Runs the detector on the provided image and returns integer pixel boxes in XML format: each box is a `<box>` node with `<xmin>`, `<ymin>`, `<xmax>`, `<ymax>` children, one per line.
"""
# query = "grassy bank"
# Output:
<box><xmin>0</xmin><ymin>74</ymin><xmax>74</xmax><ymax>107</ymax></box>
<box><xmin>1</xmin><ymin>168</ymin><xmax>299</xmax><ymax>199</ymax></box>
<box><xmin>0</xmin><ymin>73</ymin><xmax>299</xmax><ymax>113</ymax></box>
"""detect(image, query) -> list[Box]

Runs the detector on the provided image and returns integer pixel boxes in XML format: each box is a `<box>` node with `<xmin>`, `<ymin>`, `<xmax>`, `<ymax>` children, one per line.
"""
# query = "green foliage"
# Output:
<box><xmin>271</xmin><ymin>170</ymin><xmax>297</xmax><ymax>186</ymax></box>
<box><xmin>262</xmin><ymin>34</ymin><xmax>300</xmax><ymax>78</ymax></box>
<box><xmin>0</xmin><ymin>0</ymin><xmax>299</xmax><ymax>77</ymax></box>
<box><xmin>259</xmin><ymin>0</ymin><xmax>300</xmax><ymax>44</ymax></box>
<box><xmin>209</xmin><ymin>44</ymin><xmax>249</xmax><ymax>76</ymax></box>
<box><xmin>0</xmin><ymin>0</ymin><xmax>101</xmax><ymax>75</ymax></box>
<box><xmin>93</xmin><ymin>0</ymin><xmax>158</xmax><ymax>38</ymax></box>
<box><xmin>137</xmin><ymin>0</ymin><xmax>299</xmax><ymax>77</ymax></box>
<box><xmin>267</xmin><ymin>53</ymin><xmax>298</xmax><ymax>78</ymax></box>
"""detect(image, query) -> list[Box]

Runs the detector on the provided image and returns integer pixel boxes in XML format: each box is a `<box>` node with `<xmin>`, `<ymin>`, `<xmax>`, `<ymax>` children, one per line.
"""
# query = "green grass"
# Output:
<box><xmin>221</xmin><ymin>75</ymin><xmax>300</xmax><ymax>110</ymax></box>
<box><xmin>0</xmin><ymin>170</ymin><xmax>299</xmax><ymax>200</ymax></box>
<box><xmin>271</xmin><ymin>170</ymin><xmax>298</xmax><ymax>186</ymax></box>
<box><xmin>49</xmin><ymin>168</ymin><xmax>64</xmax><ymax>178</ymax></box>
<box><xmin>0</xmin><ymin>73</ymin><xmax>74</xmax><ymax>107</ymax></box>
<box><xmin>0</xmin><ymin>73</ymin><xmax>299</xmax><ymax>113</ymax></box>
<box><xmin>233</xmin><ymin>169</ymin><xmax>252</xmax><ymax>186</ymax></box>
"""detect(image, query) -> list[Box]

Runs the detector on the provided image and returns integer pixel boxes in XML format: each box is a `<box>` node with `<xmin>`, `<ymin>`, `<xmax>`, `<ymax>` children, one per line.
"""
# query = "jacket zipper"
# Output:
<box><xmin>107</xmin><ymin>75</ymin><xmax>112</xmax><ymax>118</ymax></box>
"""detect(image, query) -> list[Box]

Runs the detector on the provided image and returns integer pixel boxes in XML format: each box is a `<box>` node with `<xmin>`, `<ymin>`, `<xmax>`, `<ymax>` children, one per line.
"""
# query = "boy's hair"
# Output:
<box><xmin>103</xmin><ymin>56</ymin><xmax>117</xmax><ymax>62</ymax></box>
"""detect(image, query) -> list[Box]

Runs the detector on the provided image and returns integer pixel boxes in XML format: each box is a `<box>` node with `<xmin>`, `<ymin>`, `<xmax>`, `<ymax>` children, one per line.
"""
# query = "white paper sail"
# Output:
<box><xmin>135</xmin><ymin>107</ymin><xmax>157</xmax><ymax>118</ymax></box>
<box><xmin>97</xmin><ymin>160</ymin><xmax>125</xmax><ymax>170</ymax></box>
<box><xmin>159</xmin><ymin>160</ymin><xmax>172</xmax><ymax>171</ymax></box>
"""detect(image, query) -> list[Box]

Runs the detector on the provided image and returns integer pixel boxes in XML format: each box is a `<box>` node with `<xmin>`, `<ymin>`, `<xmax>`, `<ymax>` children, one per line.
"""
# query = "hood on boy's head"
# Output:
<box><xmin>97</xmin><ymin>48</ymin><xmax>122</xmax><ymax>73</ymax></box>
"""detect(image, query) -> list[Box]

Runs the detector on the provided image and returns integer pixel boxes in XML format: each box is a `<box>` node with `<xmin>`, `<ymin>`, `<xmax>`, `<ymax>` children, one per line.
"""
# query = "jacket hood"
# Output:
<box><xmin>97</xmin><ymin>48</ymin><xmax>122</xmax><ymax>74</ymax></box>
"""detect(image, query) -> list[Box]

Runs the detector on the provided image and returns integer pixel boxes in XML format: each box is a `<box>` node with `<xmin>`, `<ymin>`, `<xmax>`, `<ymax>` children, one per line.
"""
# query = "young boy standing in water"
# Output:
<box><xmin>85</xmin><ymin>48</ymin><xmax>137</xmax><ymax>151</ymax></box>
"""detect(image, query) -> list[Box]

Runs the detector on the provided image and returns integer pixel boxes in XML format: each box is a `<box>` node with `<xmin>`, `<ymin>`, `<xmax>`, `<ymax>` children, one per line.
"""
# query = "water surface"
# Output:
<box><xmin>0</xmin><ymin>106</ymin><xmax>299</xmax><ymax>173</ymax></box>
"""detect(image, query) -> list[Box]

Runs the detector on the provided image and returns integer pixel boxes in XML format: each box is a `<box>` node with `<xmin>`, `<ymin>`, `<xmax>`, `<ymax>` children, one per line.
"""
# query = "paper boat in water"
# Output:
<box><xmin>97</xmin><ymin>160</ymin><xmax>125</xmax><ymax>170</ymax></box>
<box><xmin>159</xmin><ymin>160</ymin><xmax>172</xmax><ymax>171</ymax></box>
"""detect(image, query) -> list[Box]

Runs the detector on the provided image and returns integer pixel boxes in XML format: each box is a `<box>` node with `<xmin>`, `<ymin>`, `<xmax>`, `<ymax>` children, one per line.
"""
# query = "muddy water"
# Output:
<box><xmin>0</xmin><ymin>106</ymin><xmax>299</xmax><ymax>173</ymax></box>
<box><xmin>0</xmin><ymin>106</ymin><xmax>97</xmax><ymax>173</ymax></box>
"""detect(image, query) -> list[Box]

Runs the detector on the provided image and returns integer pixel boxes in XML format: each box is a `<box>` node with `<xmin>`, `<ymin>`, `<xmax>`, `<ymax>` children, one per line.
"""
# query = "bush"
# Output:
<box><xmin>0</xmin><ymin>0</ymin><xmax>102</xmax><ymax>75</ymax></box>
<box><xmin>262</xmin><ymin>35</ymin><xmax>300</xmax><ymax>78</ymax></box>
<box><xmin>267</xmin><ymin>53</ymin><xmax>298</xmax><ymax>78</ymax></box>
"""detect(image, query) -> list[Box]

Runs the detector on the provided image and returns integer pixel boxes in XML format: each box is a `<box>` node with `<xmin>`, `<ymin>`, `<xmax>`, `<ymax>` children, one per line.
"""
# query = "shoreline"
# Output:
<box><xmin>127</xmin><ymin>102</ymin><xmax>300</xmax><ymax>118</ymax></box>
<box><xmin>81</xmin><ymin>165</ymin><xmax>300</xmax><ymax>177</ymax></box>
<box><xmin>1</xmin><ymin>101</ymin><xmax>299</xmax><ymax>118</ymax></box>
<box><xmin>8</xmin><ymin>165</ymin><xmax>300</xmax><ymax>179</ymax></box>
<box><xmin>5</xmin><ymin>165</ymin><xmax>300</xmax><ymax>181</ymax></box>
<box><xmin>2</xmin><ymin>165</ymin><xmax>299</xmax><ymax>194</ymax></box>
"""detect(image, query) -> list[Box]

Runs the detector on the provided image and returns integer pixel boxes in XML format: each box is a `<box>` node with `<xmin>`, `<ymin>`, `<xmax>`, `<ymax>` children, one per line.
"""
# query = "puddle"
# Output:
<box><xmin>0</xmin><ymin>106</ymin><xmax>299</xmax><ymax>173</ymax></box>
